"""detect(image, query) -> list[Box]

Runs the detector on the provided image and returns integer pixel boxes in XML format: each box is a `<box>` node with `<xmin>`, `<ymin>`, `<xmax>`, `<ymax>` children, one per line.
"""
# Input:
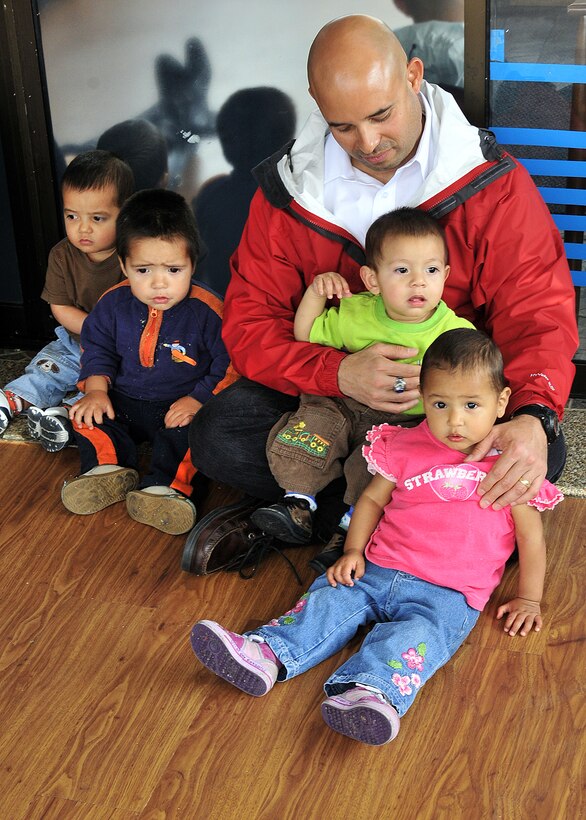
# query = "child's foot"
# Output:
<box><xmin>250</xmin><ymin>496</ymin><xmax>314</xmax><ymax>544</ymax></box>
<box><xmin>0</xmin><ymin>389</ymin><xmax>21</xmax><ymax>435</ymax></box>
<box><xmin>321</xmin><ymin>686</ymin><xmax>400</xmax><ymax>746</ymax></box>
<box><xmin>190</xmin><ymin>620</ymin><xmax>279</xmax><ymax>696</ymax></box>
<box><xmin>126</xmin><ymin>486</ymin><xmax>197</xmax><ymax>535</ymax></box>
<box><xmin>39</xmin><ymin>407</ymin><xmax>73</xmax><ymax>452</ymax></box>
<box><xmin>61</xmin><ymin>465</ymin><xmax>139</xmax><ymax>514</ymax></box>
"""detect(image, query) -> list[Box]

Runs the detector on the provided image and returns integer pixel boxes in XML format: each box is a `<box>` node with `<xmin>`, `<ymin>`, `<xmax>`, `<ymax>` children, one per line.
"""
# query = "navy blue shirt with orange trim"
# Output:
<box><xmin>79</xmin><ymin>281</ymin><xmax>235</xmax><ymax>404</ymax></box>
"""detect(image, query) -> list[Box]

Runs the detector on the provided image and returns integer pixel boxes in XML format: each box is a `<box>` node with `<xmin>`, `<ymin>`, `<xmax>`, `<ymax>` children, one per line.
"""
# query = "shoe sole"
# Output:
<box><xmin>180</xmin><ymin>496</ymin><xmax>262</xmax><ymax>574</ymax></box>
<box><xmin>126</xmin><ymin>490</ymin><xmax>196</xmax><ymax>535</ymax></box>
<box><xmin>190</xmin><ymin>620</ymin><xmax>271</xmax><ymax>697</ymax></box>
<box><xmin>27</xmin><ymin>408</ymin><xmax>44</xmax><ymax>441</ymax></box>
<box><xmin>321</xmin><ymin>698</ymin><xmax>399</xmax><ymax>746</ymax></box>
<box><xmin>61</xmin><ymin>468</ymin><xmax>139</xmax><ymax>514</ymax></box>
<box><xmin>40</xmin><ymin>414</ymin><xmax>72</xmax><ymax>452</ymax></box>
<box><xmin>250</xmin><ymin>506</ymin><xmax>312</xmax><ymax>545</ymax></box>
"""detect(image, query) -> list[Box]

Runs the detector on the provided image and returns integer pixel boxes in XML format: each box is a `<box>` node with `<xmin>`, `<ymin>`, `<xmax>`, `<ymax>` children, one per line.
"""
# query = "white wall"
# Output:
<box><xmin>39</xmin><ymin>1</ymin><xmax>410</xmax><ymax>187</ymax></box>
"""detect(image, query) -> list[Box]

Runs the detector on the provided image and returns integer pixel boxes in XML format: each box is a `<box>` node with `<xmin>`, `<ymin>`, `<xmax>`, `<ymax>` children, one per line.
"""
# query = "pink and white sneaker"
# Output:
<box><xmin>321</xmin><ymin>686</ymin><xmax>400</xmax><ymax>745</ymax></box>
<box><xmin>190</xmin><ymin>620</ymin><xmax>280</xmax><ymax>697</ymax></box>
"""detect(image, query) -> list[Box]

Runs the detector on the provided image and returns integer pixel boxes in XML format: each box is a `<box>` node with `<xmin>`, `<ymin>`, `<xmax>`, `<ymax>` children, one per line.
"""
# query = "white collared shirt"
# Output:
<box><xmin>323</xmin><ymin>94</ymin><xmax>436</xmax><ymax>247</ymax></box>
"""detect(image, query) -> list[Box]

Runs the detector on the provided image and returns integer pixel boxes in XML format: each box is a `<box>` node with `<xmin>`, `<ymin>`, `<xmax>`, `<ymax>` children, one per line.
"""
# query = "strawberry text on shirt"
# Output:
<box><xmin>403</xmin><ymin>465</ymin><xmax>487</xmax><ymax>501</ymax></box>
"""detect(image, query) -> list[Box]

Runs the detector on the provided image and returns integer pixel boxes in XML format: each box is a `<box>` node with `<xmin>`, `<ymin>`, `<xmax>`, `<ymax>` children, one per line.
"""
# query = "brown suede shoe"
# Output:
<box><xmin>181</xmin><ymin>496</ymin><xmax>265</xmax><ymax>574</ymax></box>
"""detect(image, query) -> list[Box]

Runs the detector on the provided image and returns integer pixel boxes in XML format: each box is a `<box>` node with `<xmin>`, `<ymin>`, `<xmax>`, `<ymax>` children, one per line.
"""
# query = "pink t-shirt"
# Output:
<box><xmin>363</xmin><ymin>422</ymin><xmax>562</xmax><ymax>610</ymax></box>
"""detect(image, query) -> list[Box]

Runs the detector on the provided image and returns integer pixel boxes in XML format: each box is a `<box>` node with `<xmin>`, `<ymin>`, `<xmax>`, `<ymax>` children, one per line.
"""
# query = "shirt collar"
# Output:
<box><xmin>324</xmin><ymin>93</ymin><xmax>434</xmax><ymax>187</ymax></box>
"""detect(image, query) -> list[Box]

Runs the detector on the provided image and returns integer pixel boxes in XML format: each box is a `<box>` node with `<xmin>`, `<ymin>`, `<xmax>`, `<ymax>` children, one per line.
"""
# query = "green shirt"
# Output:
<box><xmin>309</xmin><ymin>293</ymin><xmax>475</xmax><ymax>414</ymax></box>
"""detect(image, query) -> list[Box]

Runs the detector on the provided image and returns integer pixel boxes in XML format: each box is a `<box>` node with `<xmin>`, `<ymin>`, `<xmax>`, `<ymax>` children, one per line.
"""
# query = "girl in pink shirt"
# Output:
<box><xmin>190</xmin><ymin>329</ymin><xmax>561</xmax><ymax>746</ymax></box>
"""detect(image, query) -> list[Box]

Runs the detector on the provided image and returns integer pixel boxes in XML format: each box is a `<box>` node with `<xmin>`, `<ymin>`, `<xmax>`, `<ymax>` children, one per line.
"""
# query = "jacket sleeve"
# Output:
<box><xmin>188</xmin><ymin>292</ymin><xmax>237</xmax><ymax>404</ymax></box>
<box><xmin>77</xmin><ymin>295</ymin><xmax>120</xmax><ymax>390</ymax></box>
<box><xmin>460</xmin><ymin>160</ymin><xmax>577</xmax><ymax>419</ymax></box>
<box><xmin>222</xmin><ymin>190</ymin><xmax>351</xmax><ymax>397</ymax></box>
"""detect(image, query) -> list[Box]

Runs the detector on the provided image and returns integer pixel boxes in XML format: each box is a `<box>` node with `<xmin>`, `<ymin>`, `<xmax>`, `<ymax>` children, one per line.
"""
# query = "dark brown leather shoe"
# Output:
<box><xmin>181</xmin><ymin>496</ymin><xmax>265</xmax><ymax>574</ymax></box>
<box><xmin>308</xmin><ymin>528</ymin><xmax>346</xmax><ymax>574</ymax></box>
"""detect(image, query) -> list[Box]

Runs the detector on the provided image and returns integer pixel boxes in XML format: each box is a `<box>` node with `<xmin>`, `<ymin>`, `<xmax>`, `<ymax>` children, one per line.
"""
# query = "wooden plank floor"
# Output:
<box><xmin>0</xmin><ymin>440</ymin><xmax>584</xmax><ymax>819</ymax></box>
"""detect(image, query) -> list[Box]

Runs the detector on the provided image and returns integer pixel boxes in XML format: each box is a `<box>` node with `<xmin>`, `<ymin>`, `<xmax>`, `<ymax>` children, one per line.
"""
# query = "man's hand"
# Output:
<box><xmin>466</xmin><ymin>416</ymin><xmax>547</xmax><ymax>510</ymax></box>
<box><xmin>326</xmin><ymin>549</ymin><xmax>366</xmax><ymax>587</ymax></box>
<box><xmin>496</xmin><ymin>597</ymin><xmax>542</xmax><ymax>636</ymax></box>
<box><xmin>164</xmin><ymin>395</ymin><xmax>202</xmax><ymax>428</ymax></box>
<box><xmin>337</xmin><ymin>343</ymin><xmax>421</xmax><ymax>412</ymax></box>
<box><xmin>69</xmin><ymin>390</ymin><xmax>115</xmax><ymax>429</ymax></box>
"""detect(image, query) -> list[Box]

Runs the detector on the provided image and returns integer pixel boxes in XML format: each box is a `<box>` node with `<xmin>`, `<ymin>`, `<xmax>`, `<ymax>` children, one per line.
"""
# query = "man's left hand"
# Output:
<box><xmin>465</xmin><ymin>415</ymin><xmax>547</xmax><ymax>510</ymax></box>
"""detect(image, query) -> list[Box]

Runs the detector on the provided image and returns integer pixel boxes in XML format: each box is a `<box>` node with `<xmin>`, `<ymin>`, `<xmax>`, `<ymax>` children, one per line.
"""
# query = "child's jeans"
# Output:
<box><xmin>4</xmin><ymin>326</ymin><xmax>83</xmax><ymax>407</ymax></box>
<box><xmin>249</xmin><ymin>560</ymin><xmax>480</xmax><ymax>717</ymax></box>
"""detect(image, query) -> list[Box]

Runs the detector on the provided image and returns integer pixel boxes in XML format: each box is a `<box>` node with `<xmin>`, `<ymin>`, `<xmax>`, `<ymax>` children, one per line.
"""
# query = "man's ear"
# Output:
<box><xmin>407</xmin><ymin>57</ymin><xmax>424</xmax><ymax>94</ymax></box>
<box><xmin>118</xmin><ymin>256</ymin><xmax>129</xmax><ymax>279</ymax></box>
<box><xmin>360</xmin><ymin>265</ymin><xmax>380</xmax><ymax>294</ymax></box>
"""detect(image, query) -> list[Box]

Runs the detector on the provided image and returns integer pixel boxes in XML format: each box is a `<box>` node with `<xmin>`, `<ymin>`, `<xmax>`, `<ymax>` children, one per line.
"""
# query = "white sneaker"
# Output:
<box><xmin>27</xmin><ymin>406</ymin><xmax>44</xmax><ymax>440</ymax></box>
<box><xmin>39</xmin><ymin>407</ymin><xmax>73</xmax><ymax>452</ymax></box>
<box><xmin>61</xmin><ymin>465</ymin><xmax>139</xmax><ymax>514</ymax></box>
<box><xmin>126</xmin><ymin>486</ymin><xmax>197</xmax><ymax>534</ymax></box>
<box><xmin>0</xmin><ymin>389</ymin><xmax>14</xmax><ymax>435</ymax></box>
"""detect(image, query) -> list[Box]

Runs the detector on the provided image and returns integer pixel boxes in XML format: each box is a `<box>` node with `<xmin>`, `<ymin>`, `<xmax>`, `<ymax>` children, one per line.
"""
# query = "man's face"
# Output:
<box><xmin>311</xmin><ymin>58</ymin><xmax>424</xmax><ymax>184</ymax></box>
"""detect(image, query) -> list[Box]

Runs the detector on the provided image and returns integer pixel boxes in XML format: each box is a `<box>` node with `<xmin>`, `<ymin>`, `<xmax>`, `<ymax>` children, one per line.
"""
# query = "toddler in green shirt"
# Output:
<box><xmin>251</xmin><ymin>207</ymin><xmax>474</xmax><ymax>568</ymax></box>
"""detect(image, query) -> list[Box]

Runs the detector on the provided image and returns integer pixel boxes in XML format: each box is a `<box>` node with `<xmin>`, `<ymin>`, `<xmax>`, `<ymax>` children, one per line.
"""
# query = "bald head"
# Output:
<box><xmin>307</xmin><ymin>15</ymin><xmax>408</xmax><ymax>96</ymax></box>
<box><xmin>305</xmin><ymin>15</ymin><xmax>425</xmax><ymax>183</ymax></box>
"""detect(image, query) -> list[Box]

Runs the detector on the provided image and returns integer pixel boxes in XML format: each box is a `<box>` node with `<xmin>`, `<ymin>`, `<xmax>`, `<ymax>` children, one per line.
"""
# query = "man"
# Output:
<box><xmin>183</xmin><ymin>15</ymin><xmax>577</xmax><ymax>576</ymax></box>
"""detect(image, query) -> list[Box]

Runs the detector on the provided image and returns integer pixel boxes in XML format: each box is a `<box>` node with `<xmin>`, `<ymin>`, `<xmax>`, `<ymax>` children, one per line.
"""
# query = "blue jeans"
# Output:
<box><xmin>249</xmin><ymin>561</ymin><xmax>480</xmax><ymax>717</ymax></box>
<box><xmin>5</xmin><ymin>326</ymin><xmax>83</xmax><ymax>407</ymax></box>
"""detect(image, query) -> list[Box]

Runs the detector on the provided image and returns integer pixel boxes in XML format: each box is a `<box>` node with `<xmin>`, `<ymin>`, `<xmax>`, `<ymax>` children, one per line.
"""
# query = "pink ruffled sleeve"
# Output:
<box><xmin>362</xmin><ymin>423</ymin><xmax>402</xmax><ymax>482</ymax></box>
<box><xmin>528</xmin><ymin>479</ymin><xmax>564</xmax><ymax>511</ymax></box>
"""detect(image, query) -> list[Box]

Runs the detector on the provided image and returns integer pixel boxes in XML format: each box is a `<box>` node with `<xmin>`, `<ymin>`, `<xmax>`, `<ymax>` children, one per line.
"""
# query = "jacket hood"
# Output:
<box><xmin>259</xmin><ymin>81</ymin><xmax>498</xmax><ymax>227</ymax></box>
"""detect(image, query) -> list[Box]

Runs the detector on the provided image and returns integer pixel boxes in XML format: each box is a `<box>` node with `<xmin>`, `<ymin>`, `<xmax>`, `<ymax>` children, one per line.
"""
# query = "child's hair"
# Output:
<box><xmin>365</xmin><ymin>207</ymin><xmax>448</xmax><ymax>270</ymax></box>
<box><xmin>420</xmin><ymin>328</ymin><xmax>507</xmax><ymax>393</ymax></box>
<box><xmin>97</xmin><ymin>119</ymin><xmax>168</xmax><ymax>191</ymax></box>
<box><xmin>61</xmin><ymin>149</ymin><xmax>135</xmax><ymax>207</ymax></box>
<box><xmin>116</xmin><ymin>188</ymin><xmax>200</xmax><ymax>264</ymax></box>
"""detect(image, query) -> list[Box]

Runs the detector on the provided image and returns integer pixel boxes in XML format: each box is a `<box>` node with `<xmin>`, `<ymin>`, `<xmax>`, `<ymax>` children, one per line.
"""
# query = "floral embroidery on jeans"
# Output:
<box><xmin>388</xmin><ymin>643</ymin><xmax>427</xmax><ymax>695</ymax></box>
<box><xmin>267</xmin><ymin>593</ymin><xmax>310</xmax><ymax>626</ymax></box>
<box><xmin>391</xmin><ymin>671</ymin><xmax>422</xmax><ymax>697</ymax></box>
<box><xmin>391</xmin><ymin>673</ymin><xmax>413</xmax><ymax>696</ymax></box>
<box><xmin>402</xmin><ymin>645</ymin><xmax>426</xmax><ymax>671</ymax></box>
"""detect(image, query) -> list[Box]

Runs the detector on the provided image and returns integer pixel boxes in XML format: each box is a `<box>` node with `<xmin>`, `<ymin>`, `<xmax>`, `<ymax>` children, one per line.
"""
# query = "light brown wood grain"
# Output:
<box><xmin>0</xmin><ymin>440</ymin><xmax>584</xmax><ymax>819</ymax></box>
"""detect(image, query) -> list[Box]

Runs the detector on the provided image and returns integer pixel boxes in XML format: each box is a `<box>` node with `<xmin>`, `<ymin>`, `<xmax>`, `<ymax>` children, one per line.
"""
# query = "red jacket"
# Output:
<box><xmin>224</xmin><ymin>84</ymin><xmax>577</xmax><ymax>419</ymax></box>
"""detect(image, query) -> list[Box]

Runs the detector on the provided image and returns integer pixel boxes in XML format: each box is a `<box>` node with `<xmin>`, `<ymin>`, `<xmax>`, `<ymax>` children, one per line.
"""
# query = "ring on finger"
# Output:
<box><xmin>393</xmin><ymin>377</ymin><xmax>407</xmax><ymax>394</ymax></box>
<box><xmin>518</xmin><ymin>478</ymin><xmax>531</xmax><ymax>488</ymax></box>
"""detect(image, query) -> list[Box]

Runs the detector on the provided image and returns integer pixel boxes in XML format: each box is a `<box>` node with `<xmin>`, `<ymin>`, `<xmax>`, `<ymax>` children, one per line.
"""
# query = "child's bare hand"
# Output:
<box><xmin>496</xmin><ymin>598</ymin><xmax>542</xmax><ymax>636</ymax></box>
<box><xmin>326</xmin><ymin>549</ymin><xmax>365</xmax><ymax>587</ymax></box>
<box><xmin>69</xmin><ymin>391</ymin><xmax>114</xmax><ymax>429</ymax></box>
<box><xmin>311</xmin><ymin>272</ymin><xmax>352</xmax><ymax>300</ymax></box>
<box><xmin>164</xmin><ymin>396</ymin><xmax>202</xmax><ymax>428</ymax></box>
